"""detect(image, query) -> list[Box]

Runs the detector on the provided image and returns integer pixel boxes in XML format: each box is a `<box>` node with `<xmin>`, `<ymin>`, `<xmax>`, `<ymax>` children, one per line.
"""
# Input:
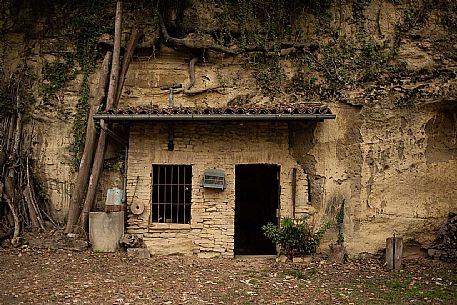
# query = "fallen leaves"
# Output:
<box><xmin>0</xmin><ymin>248</ymin><xmax>455</xmax><ymax>304</ymax></box>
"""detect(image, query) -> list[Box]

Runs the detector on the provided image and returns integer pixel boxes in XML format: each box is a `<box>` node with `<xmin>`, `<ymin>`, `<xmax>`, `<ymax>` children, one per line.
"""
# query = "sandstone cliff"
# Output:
<box><xmin>0</xmin><ymin>0</ymin><xmax>456</xmax><ymax>254</ymax></box>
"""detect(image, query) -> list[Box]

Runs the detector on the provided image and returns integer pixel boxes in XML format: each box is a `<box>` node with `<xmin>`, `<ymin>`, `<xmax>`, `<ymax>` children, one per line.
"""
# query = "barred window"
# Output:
<box><xmin>151</xmin><ymin>165</ymin><xmax>192</xmax><ymax>224</ymax></box>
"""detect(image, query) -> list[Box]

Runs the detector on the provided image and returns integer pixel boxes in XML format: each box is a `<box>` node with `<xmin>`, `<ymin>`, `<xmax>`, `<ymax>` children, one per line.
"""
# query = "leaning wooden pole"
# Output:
<box><xmin>64</xmin><ymin>51</ymin><xmax>112</xmax><ymax>234</ymax></box>
<box><xmin>78</xmin><ymin>23</ymin><xmax>140</xmax><ymax>232</ymax></box>
<box><xmin>4</xmin><ymin>111</ymin><xmax>21</xmax><ymax>245</ymax></box>
<box><xmin>106</xmin><ymin>1</ymin><xmax>123</xmax><ymax>111</ymax></box>
<box><xmin>77</xmin><ymin>1</ymin><xmax>123</xmax><ymax>232</ymax></box>
<box><xmin>115</xmin><ymin>27</ymin><xmax>141</xmax><ymax>106</ymax></box>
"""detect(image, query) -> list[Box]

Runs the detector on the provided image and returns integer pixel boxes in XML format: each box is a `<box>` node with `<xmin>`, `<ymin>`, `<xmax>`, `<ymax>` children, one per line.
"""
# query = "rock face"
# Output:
<box><xmin>301</xmin><ymin>104</ymin><xmax>457</xmax><ymax>254</ymax></box>
<box><xmin>1</xmin><ymin>1</ymin><xmax>456</xmax><ymax>256</ymax></box>
<box><xmin>427</xmin><ymin>213</ymin><xmax>457</xmax><ymax>262</ymax></box>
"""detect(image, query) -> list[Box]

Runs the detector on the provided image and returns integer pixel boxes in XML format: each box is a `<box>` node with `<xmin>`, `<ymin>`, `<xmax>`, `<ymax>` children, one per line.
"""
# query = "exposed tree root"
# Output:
<box><xmin>159</xmin><ymin>15</ymin><xmax>319</xmax><ymax>56</ymax></box>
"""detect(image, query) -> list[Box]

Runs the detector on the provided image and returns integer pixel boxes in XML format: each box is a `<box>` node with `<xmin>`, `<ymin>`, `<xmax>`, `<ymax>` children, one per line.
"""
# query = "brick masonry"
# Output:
<box><xmin>126</xmin><ymin>121</ymin><xmax>312</xmax><ymax>257</ymax></box>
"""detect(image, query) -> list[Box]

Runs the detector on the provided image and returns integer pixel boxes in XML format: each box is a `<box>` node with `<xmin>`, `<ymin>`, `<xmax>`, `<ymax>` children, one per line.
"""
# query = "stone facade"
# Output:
<box><xmin>126</xmin><ymin>122</ymin><xmax>312</xmax><ymax>257</ymax></box>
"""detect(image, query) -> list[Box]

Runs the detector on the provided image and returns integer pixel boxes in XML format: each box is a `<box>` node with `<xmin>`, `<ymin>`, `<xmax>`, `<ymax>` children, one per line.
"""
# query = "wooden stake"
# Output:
<box><xmin>386</xmin><ymin>236</ymin><xmax>403</xmax><ymax>270</ymax></box>
<box><xmin>23</xmin><ymin>185</ymin><xmax>39</xmax><ymax>230</ymax></box>
<box><xmin>4</xmin><ymin>172</ymin><xmax>19</xmax><ymax>246</ymax></box>
<box><xmin>25</xmin><ymin>157</ymin><xmax>45</xmax><ymax>230</ymax></box>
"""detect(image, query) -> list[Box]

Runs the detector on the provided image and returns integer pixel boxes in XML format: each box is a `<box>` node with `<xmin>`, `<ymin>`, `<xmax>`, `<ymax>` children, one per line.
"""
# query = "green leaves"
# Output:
<box><xmin>67</xmin><ymin>2</ymin><xmax>112</xmax><ymax>168</ymax></box>
<box><xmin>254</xmin><ymin>56</ymin><xmax>284</xmax><ymax>98</ymax></box>
<box><xmin>42</xmin><ymin>56</ymin><xmax>76</xmax><ymax>99</ymax></box>
<box><xmin>262</xmin><ymin>216</ymin><xmax>330</xmax><ymax>257</ymax></box>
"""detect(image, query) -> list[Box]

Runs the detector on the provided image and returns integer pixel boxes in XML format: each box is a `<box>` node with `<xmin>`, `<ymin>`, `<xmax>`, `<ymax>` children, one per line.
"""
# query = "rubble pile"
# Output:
<box><xmin>427</xmin><ymin>213</ymin><xmax>457</xmax><ymax>262</ymax></box>
<box><xmin>120</xmin><ymin>234</ymin><xmax>144</xmax><ymax>248</ymax></box>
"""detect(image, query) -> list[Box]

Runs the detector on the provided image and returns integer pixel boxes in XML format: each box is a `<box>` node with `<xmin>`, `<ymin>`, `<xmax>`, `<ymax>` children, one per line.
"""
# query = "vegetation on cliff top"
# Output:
<box><xmin>2</xmin><ymin>0</ymin><xmax>456</xmax><ymax>110</ymax></box>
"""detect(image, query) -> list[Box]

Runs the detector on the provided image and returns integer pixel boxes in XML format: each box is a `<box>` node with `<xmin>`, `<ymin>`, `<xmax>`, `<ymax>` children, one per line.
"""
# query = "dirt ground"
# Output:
<box><xmin>0</xmin><ymin>247</ymin><xmax>455</xmax><ymax>305</ymax></box>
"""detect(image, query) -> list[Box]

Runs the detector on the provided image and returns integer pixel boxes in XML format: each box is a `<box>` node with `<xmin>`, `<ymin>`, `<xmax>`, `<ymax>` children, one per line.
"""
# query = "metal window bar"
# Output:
<box><xmin>163</xmin><ymin>167</ymin><xmax>167</xmax><ymax>222</ymax></box>
<box><xmin>177</xmin><ymin>166</ymin><xmax>180</xmax><ymax>223</ymax></box>
<box><xmin>184</xmin><ymin>166</ymin><xmax>187</xmax><ymax>223</ymax></box>
<box><xmin>151</xmin><ymin>165</ymin><xmax>191</xmax><ymax>224</ymax></box>
<box><xmin>170</xmin><ymin>166</ymin><xmax>173</xmax><ymax>222</ymax></box>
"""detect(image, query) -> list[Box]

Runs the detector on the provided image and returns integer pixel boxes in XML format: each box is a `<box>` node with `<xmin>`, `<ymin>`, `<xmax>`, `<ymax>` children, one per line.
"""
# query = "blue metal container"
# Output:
<box><xmin>105</xmin><ymin>188</ymin><xmax>124</xmax><ymax>206</ymax></box>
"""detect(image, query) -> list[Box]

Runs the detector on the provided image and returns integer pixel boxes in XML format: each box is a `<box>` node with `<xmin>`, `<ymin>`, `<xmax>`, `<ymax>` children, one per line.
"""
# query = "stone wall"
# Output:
<box><xmin>126</xmin><ymin>122</ymin><xmax>312</xmax><ymax>257</ymax></box>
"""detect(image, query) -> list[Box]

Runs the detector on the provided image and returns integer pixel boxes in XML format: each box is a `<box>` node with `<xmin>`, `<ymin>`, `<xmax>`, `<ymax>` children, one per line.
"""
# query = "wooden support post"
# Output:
<box><xmin>386</xmin><ymin>236</ymin><xmax>403</xmax><ymax>270</ymax></box>
<box><xmin>106</xmin><ymin>0</ymin><xmax>123</xmax><ymax>111</ymax></box>
<box><xmin>65</xmin><ymin>51</ymin><xmax>112</xmax><ymax>234</ymax></box>
<box><xmin>77</xmin><ymin>1</ymin><xmax>123</xmax><ymax>233</ymax></box>
<box><xmin>78</xmin><ymin>3</ymin><xmax>141</xmax><ymax>233</ymax></box>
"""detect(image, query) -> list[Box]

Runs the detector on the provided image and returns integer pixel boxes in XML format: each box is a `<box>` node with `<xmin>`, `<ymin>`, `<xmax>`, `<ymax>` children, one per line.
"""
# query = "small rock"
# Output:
<box><xmin>292</xmin><ymin>257</ymin><xmax>304</xmax><ymax>263</ymax></box>
<box><xmin>276</xmin><ymin>255</ymin><xmax>288</xmax><ymax>263</ymax></box>
<box><xmin>127</xmin><ymin>248</ymin><xmax>150</xmax><ymax>259</ymax></box>
<box><xmin>329</xmin><ymin>243</ymin><xmax>347</xmax><ymax>263</ymax></box>
<box><xmin>120</xmin><ymin>234</ymin><xmax>143</xmax><ymax>248</ymax></box>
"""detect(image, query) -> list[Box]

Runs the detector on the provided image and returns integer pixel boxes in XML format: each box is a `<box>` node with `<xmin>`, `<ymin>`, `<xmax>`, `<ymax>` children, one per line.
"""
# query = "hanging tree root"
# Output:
<box><xmin>156</xmin><ymin>14</ymin><xmax>320</xmax><ymax>97</ymax></box>
<box><xmin>159</xmin><ymin>14</ymin><xmax>319</xmax><ymax>56</ymax></box>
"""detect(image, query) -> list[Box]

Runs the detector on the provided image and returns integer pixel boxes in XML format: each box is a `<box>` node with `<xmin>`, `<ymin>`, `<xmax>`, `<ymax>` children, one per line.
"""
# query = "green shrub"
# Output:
<box><xmin>262</xmin><ymin>216</ymin><xmax>330</xmax><ymax>258</ymax></box>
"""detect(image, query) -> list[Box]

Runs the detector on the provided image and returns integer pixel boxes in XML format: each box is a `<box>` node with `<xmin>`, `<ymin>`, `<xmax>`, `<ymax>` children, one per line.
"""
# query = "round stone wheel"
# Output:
<box><xmin>130</xmin><ymin>202</ymin><xmax>144</xmax><ymax>215</ymax></box>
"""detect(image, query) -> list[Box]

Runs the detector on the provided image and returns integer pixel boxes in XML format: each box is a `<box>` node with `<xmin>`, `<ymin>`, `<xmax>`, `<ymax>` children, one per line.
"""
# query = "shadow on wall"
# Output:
<box><xmin>425</xmin><ymin>109</ymin><xmax>457</xmax><ymax>163</ymax></box>
<box><xmin>288</xmin><ymin>121</ymin><xmax>326</xmax><ymax>210</ymax></box>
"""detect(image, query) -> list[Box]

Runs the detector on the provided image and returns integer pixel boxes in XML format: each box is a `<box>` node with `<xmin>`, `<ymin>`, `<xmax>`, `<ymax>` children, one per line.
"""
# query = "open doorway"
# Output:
<box><xmin>234</xmin><ymin>164</ymin><xmax>279</xmax><ymax>255</ymax></box>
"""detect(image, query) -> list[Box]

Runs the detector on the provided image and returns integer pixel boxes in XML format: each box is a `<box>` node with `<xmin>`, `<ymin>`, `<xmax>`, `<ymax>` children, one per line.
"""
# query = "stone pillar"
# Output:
<box><xmin>89</xmin><ymin>211</ymin><xmax>124</xmax><ymax>252</ymax></box>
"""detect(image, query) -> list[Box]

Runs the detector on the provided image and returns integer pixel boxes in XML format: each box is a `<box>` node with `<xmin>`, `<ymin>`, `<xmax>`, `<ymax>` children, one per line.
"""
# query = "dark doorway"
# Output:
<box><xmin>234</xmin><ymin>164</ymin><xmax>279</xmax><ymax>255</ymax></box>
